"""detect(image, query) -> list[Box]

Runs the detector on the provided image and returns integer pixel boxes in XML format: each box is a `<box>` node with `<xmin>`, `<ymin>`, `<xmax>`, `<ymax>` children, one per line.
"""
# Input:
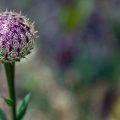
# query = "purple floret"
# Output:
<box><xmin>0</xmin><ymin>11</ymin><xmax>37</xmax><ymax>62</ymax></box>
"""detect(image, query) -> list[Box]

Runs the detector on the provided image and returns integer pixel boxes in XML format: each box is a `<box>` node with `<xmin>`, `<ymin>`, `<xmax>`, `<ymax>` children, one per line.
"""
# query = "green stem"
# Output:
<box><xmin>4</xmin><ymin>62</ymin><xmax>17</xmax><ymax>120</ymax></box>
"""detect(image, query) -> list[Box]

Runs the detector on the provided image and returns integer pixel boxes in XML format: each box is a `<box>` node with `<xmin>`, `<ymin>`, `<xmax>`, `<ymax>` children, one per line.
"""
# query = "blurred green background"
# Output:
<box><xmin>0</xmin><ymin>0</ymin><xmax>120</xmax><ymax>120</ymax></box>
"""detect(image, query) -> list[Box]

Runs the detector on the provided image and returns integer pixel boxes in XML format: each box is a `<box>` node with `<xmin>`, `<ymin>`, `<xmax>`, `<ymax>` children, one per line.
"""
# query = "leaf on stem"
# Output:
<box><xmin>2</xmin><ymin>97</ymin><xmax>13</xmax><ymax>107</ymax></box>
<box><xmin>17</xmin><ymin>93</ymin><xmax>31</xmax><ymax>120</ymax></box>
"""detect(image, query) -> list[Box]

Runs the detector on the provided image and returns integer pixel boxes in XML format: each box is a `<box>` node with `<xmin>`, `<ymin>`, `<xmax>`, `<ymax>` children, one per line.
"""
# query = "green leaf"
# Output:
<box><xmin>17</xmin><ymin>93</ymin><xmax>31</xmax><ymax>120</ymax></box>
<box><xmin>3</xmin><ymin>97</ymin><xmax>13</xmax><ymax>107</ymax></box>
<box><xmin>0</xmin><ymin>108</ymin><xmax>7</xmax><ymax>120</ymax></box>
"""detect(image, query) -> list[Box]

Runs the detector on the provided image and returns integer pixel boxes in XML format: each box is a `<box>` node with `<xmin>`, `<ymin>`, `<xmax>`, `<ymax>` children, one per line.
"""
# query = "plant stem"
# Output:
<box><xmin>4</xmin><ymin>62</ymin><xmax>17</xmax><ymax>120</ymax></box>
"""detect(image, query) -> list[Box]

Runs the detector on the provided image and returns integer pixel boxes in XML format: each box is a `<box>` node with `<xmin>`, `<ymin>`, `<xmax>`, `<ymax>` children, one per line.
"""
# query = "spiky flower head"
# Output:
<box><xmin>0</xmin><ymin>11</ymin><xmax>37</xmax><ymax>62</ymax></box>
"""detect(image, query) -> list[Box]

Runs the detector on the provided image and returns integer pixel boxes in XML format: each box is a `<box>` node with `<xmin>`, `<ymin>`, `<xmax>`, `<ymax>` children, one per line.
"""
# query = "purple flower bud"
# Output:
<box><xmin>0</xmin><ymin>11</ymin><xmax>38</xmax><ymax>62</ymax></box>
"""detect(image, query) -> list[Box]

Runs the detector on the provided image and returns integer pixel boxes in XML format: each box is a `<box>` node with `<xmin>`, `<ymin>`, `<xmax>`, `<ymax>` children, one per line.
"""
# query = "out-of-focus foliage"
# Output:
<box><xmin>0</xmin><ymin>0</ymin><xmax>120</xmax><ymax>120</ymax></box>
<box><xmin>60</xmin><ymin>0</ymin><xmax>94</xmax><ymax>30</ymax></box>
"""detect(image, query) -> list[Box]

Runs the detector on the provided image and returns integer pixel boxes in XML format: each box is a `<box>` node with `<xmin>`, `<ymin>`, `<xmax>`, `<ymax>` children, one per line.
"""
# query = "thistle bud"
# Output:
<box><xmin>0</xmin><ymin>11</ymin><xmax>38</xmax><ymax>62</ymax></box>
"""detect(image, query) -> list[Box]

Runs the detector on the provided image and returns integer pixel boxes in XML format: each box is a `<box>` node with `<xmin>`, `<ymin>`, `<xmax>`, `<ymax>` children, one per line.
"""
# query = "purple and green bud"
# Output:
<box><xmin>0</xmin><ymin>11</ymin><xmax>38</xmax><ymax>62</ymax></box>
